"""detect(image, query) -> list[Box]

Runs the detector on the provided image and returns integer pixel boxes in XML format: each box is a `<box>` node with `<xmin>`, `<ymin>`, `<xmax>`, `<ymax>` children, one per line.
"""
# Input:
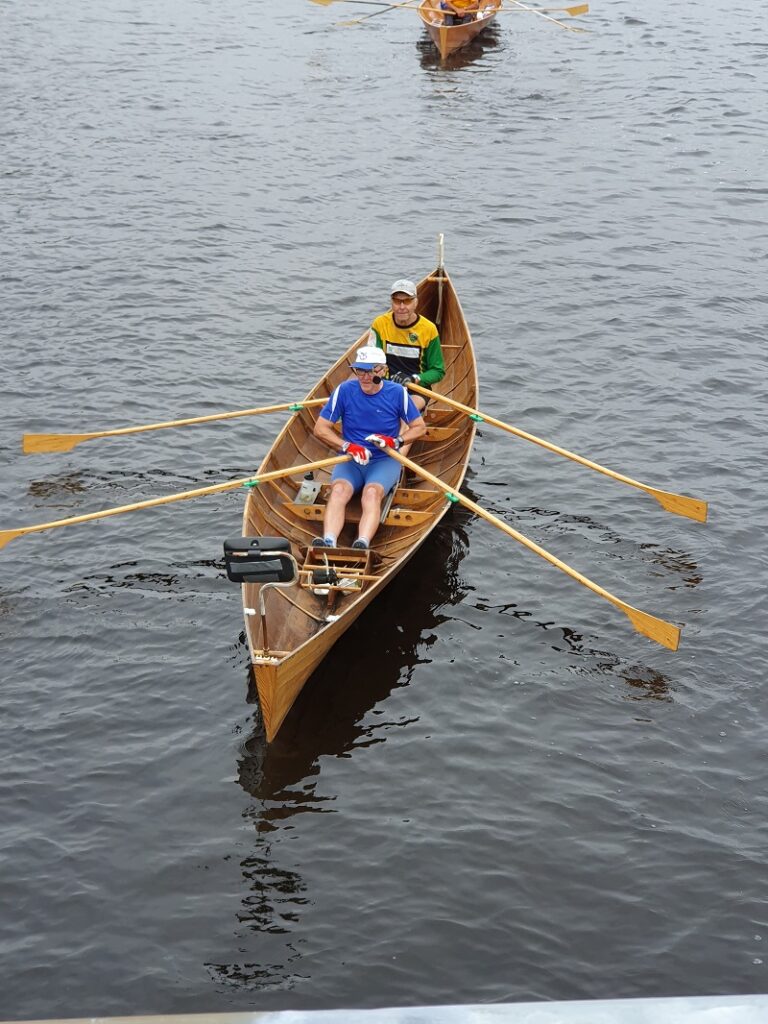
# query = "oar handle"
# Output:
<box><xmin>0</xmin><ymin>456</ymin><xmax>349</xmax><ymax>550</ymax></box>
<box><xmin>408</xmin><ymin>382</ymin><xmax>707</xmax><ymax>523</ymax></box>
<box><xmin>385</xmin><ymin>449</ymin><xmax>681</xmax><ymax>650</ymax></box>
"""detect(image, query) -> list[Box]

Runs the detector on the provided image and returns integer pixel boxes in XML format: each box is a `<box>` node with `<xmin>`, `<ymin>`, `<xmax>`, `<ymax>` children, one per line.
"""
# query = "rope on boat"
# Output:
<box><xmin>435</xmin><ymin>232</ymin><xmax>445</xmax><ymax>326</ymax></box>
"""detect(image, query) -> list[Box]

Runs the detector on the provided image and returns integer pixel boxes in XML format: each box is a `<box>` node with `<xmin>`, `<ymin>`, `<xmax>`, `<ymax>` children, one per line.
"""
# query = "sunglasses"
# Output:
<box><xmin>353</xmin><ymin>367</ymin><xmax>386</xmax><ymax>377</ymax></box>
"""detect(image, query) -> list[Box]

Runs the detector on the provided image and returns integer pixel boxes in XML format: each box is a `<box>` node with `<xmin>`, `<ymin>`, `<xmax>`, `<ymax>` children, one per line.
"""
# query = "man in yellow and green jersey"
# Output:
<box><xmin>367</xmin><ymin>278</ymin><xmax>445</xmax><ymax>413</ymax></box>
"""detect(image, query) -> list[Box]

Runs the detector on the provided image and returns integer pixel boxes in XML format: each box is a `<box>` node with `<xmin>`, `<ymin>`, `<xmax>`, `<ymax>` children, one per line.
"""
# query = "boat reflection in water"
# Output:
<box><xmin>208</xmin><ymin>514</ymin><xmax>470</xmax><ymax>992</ymax></box>
<box><xmin>236</xmin><ymin>506</ymin><xmax>472</xmax><ymax>796</ymax></box>
<box><xmin>417</xmin><ymin>21</ymin><xmax>502</xmax><ymax>70</ymax></box>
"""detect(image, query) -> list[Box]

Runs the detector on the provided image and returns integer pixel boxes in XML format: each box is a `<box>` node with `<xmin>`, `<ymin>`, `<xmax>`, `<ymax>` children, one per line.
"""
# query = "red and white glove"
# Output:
<box><xmin>341</xmin><ymin>441</ymin><xmax>371</xmax><ymax>466</ymax></box>
<box><xmin>365</xmin><ymin>433</ymin><xmax>403</xmax><ymax>451</ymax></box>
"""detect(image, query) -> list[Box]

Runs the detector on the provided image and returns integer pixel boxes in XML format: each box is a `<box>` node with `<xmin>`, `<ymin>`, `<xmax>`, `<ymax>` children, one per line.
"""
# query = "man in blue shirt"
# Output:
<box><xmin>312</xmin><ymin>345</ymin><xmax>426</xmax><ymax>549</ymax></box>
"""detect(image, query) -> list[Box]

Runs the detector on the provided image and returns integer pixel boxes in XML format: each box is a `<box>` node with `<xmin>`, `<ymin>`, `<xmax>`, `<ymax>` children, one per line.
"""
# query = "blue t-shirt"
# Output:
<box><xmin>319</xmin><ymin>379</ymin><xmax>421</xmax><ymax>459</ymax></box>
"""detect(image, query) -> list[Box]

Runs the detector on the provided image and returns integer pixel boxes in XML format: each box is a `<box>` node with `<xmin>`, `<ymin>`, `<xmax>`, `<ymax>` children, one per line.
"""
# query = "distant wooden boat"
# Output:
<box><xmin>233</xmin><ymin>251</ymin><xmax>478</xmax><ymax>742</ymax></box>
<box><xmin>418</xmin><ymin>0</ymin><xmax>503</xmax><ymax>60</ymax></box>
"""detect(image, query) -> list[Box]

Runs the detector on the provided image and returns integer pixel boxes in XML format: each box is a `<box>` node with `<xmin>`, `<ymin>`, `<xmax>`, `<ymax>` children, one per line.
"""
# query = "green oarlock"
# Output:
<box><xmin>242</xmin><ymin>479</ymin><xmax>260</xmax><ymax>489</ymax></box>
<box><xmin>289</xmin><ymin>403</ymin><xmax>303</xmax><ymax>412</ymax></box>
<box><xmin>445</xmin><ymin>492</ymin><xmax>460</xmax><ymax>503</ymax></box>
<box><xmin>469</xmin><ymin>413</ymin><xmax>484</xmax><ymax>422</ymax></box>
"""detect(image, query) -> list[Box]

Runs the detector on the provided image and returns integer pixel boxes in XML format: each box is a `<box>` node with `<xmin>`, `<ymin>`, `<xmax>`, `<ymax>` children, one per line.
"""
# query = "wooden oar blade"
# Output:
<box><xmin>566</xmin><ymin>3</ymin><xmax>588</xmax><ymax>14</ymax></box>
<box><xmin>621</xmin><ymin>605</ymin><xmax>681</xmax><ymax>652</ymax></box>
<box><xmin>386</xmin><ymin>448</ymin><xmax>684</xmax><ymax>652</ymax></box>
<box><xmin>23</xmin><ymin>432</ymin><xmax>93</xmax><ymax>454</ymax></box>
<box><xmin>506</xmin><ymin>0</ymin><xmax>588</xmax><ymax>31</ymax></box>
<box><xmin>22</xmin><ymin>400</ymin><xmax>328</xmax><ymax>455</ymax></box>
<box><xmin>0</xmin><ymin>529</ymin><xmax>24</xmax><ymax>549</ymax></box>
<box><xmin>408</xmin><ymin>383</ymin><xmax>708</xmax><ymax>525</ymax></box>
<box><xmin>650</xmin><ymin>488</ymin><xmax>708</xmax><ymax>523</ymax></box>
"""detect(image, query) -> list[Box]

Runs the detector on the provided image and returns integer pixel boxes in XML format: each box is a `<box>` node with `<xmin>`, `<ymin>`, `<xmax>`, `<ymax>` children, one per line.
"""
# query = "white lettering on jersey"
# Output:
<box><xmin>387</xmin><ymin>343</ymin><xmax>420</xmax><ymax>359</ymax></box>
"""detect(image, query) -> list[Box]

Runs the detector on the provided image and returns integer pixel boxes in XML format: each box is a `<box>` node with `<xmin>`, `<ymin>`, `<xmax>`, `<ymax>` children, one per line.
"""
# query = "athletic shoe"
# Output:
<box><xmin>351</xmin><ymin>538</ymin><xmax>369</xmax><ymax>550</ymax></box>
<box><xmin>312</xmin><ymin>538</ymin><xmax>331</xmax><ymax>548</ymax></box>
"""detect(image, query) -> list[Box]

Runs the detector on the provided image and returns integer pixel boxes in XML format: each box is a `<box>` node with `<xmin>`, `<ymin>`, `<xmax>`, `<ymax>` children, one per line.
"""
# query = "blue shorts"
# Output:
<box><xmin>332</xmin><ymin>457</ymin><xmax>401</xmax><ymax>495</ymax></box>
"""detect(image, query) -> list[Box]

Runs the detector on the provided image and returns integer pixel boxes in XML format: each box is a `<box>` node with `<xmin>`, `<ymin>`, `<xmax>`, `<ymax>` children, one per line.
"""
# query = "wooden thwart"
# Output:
<box><xmin>286</xmin><ymin>501</ymin><xmax>434</xmax><ymax>527</ymax></box>
<box><xmin>286</xmin><ymin>482</ymin><xmax>440</xmax><ymax>527</ymax></box>
<box><xmin>424</xmin><ymin>426</ymin><xmax>458</xmax><ymax>442</ymax></box>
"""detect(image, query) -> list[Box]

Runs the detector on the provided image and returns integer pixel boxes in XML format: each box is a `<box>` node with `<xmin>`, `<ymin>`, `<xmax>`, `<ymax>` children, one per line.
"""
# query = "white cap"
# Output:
<box><xmin>390</xmin><ymin>279</ymin><xmax>417</xmax><ymax>298</ymax></box>
<box><xmin>351</xmin><ymin>345</ymin><xmax>386</xmax><ymax>370</ymax></box>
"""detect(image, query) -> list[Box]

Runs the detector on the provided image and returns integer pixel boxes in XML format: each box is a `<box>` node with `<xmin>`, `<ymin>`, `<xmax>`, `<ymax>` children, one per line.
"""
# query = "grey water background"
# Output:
<box><xmin>1</xmin><ymin>0</ymin><xmax>767</xmax><ymax>1016</ymax></box>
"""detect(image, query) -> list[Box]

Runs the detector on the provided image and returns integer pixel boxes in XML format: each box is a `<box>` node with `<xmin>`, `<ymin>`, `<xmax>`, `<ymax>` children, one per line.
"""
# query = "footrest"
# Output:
<box><xmin>300</xmin><ymin>546</ymin><xmax>373</xmax><ymax>596</ymax></box>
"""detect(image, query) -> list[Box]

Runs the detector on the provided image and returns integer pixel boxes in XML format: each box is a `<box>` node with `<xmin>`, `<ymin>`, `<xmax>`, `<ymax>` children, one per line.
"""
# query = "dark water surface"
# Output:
<box><xmin>2</xmin><ymin>0</ymin><xmax>767</xmax><ymax>1016</ymax></box>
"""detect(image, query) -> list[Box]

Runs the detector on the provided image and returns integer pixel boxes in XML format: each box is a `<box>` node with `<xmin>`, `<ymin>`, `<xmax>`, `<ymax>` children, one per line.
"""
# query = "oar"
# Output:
<box><xmin>310</xmin><ymin>0</ymin><xmax>412</xmax><ymax>5</ymax></box>
<box><xmin>314</xmin><ymin>0</ymin><xmax>588</xmax><ymax>19</ymax></box>
<box><xmin>407</xmin><ymin>382</ymin><xmax>707</xmax><ymax>522</ymax></box>
<box><xmin>22</xmin><ymin>399</ymin><xmax>328</xmax><ymax>455</ymax></box>
<box><xmin>0</xmin><ymin>456</ymin><xmax>349</xmax><ymax>550</ymax></box>
<box><xmin>505</xmin><ymin>0</ymin><xmax>588</xmax><ymax>31</ymax></box>
<box><xmin>385</xmin><ymin>449</ymin><xmax>681</xmax><ymax>650</ymax></box>
<box><xmin>337</xmin><ymin>0</ymin><xmax>422</xmax><ymax>27</ymax></box>
<box><xmin>496</xmin><ymin>2</ymin><xmax>588</xmax><ymax>13</ymax></box>
<box><xmin>321</xmin><ymin>0</ymin><xmax>587</xmax><ymax>10</ymax></box>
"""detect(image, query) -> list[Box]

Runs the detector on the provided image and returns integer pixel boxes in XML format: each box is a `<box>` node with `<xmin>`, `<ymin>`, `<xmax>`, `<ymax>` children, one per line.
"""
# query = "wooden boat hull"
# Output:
<box><xmin>241</xmin><ymin>263</ymin><xmax>478</xmax><ymax>741</ymax></box>
<box><xmin>418</xmin><ymin>0</ymin><xmax>502</xmax><ymax>60</ymax></box>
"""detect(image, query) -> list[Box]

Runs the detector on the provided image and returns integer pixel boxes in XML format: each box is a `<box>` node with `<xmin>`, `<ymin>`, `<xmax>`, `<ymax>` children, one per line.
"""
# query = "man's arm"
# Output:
<box><xmin>314</xmin><ymin>415</ymin><xmax>345</xmax><ymax>452</ymax></box>
<box><xmin>400</xmin><ymin>415</ymin><xmax>426</xmax><ymax>446</ymax></box>
<box><xmin>367</xmin><ymin>325</ymin><xmax>384</xmax><ymax>350</ymax></box>
<box><xmin>418</xmin><ymin>335</ymin><xmax>446</xmax><ymax>386</ymax></box>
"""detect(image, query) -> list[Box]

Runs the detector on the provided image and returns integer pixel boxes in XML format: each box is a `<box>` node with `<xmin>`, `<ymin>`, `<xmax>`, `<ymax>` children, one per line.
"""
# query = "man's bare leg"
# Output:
<box><xmin>357</xmin><ymin>482</ymin><xmax>385</xmax><ymax>545</ymax></box>
<box><xmin>322</xmin><ymin>480</ymin><xmax>354</xmax><ymax>543</ymax></box>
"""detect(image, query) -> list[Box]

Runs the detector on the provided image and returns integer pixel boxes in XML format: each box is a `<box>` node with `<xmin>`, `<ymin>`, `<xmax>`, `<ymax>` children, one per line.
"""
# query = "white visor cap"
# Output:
<box><xmin>352</xmin><ymin>345</ymin><xmax>386</xmax><ymax>370</ymax></box>
<box><xmin>390</xmin><ymin>279</ymin><xmax>417</xmax><ymax>298</ymax></box>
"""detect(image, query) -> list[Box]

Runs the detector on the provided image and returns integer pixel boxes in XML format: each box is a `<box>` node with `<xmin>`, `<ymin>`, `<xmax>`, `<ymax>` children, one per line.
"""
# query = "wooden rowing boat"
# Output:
<box><xmin>234</xmin><ymin>252</ymin><xmax>478</xmax><ymax>742</ymax></box>
<box><xmin>418</xmin><ymin>0</ymin><xmax>503</xmax><ymax>60</ymax></box>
